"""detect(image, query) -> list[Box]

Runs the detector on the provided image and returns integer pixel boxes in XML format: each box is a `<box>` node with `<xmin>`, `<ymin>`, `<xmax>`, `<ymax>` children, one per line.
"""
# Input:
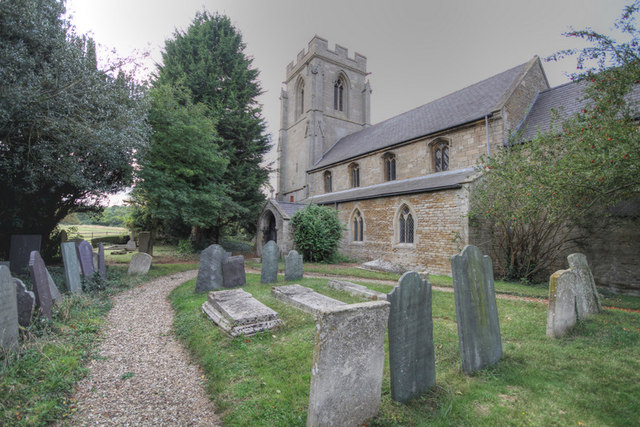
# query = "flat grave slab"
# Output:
<box><xmin>271</xmin><ymin>284</ymin><xmax>346</xmax><ymax>315</ymax></box>
<box><xmin>202</xmin><ymin>289</ymin><xmax>282</xmax><ymax>337</ymax></box>
<box><xmin>328</xmin><ymin>279</ymin><xmax>387</xmax><ymax>300</ymax></box>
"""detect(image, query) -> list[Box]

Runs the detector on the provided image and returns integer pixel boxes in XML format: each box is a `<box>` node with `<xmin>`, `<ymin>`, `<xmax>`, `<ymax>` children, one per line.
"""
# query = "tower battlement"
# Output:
<box><xmin>285</xmin><ymin>35</ymin><xmax>367</xmax><ymax>81</ymax></box>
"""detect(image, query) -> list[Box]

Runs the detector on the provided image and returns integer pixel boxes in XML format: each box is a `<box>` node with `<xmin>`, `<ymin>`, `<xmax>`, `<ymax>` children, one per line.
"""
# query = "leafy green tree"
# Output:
<box><xmin>153</xmin><ymin>11</ymin><xmax>271</xmax><ymax>244</ymax></box>
<box><xmin>0</xmin><ymin>0</ymin><xmax>148</xmax><ymax>258</ymax></box>
<box><xmin>290</xmin><ymin>204</ymin><xmax>344</xmax><ymax>262</ymax></box>
<box><xmin>471</xmin><ymin>1</ymin><xmax>640</xmax><ymax>281</ymax></box>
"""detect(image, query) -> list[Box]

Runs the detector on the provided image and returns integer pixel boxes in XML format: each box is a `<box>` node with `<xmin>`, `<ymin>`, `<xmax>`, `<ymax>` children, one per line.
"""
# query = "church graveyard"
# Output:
<box><xmin>271</xmin><ymin>283</ymin><xmax>346</xmax><ymax>315</ymax></box>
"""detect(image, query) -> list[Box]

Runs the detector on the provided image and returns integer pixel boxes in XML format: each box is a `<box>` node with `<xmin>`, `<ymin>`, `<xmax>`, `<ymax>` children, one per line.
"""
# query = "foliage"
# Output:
<box><xmin>0</xmin><ymin>0</ymin><xmax>149</xmax><ymax>260</ymax></box>
<box><xmin>471</xmin><ymin>2</ymin><xmax>640</xmax><ymax>281</ymax></box>
<box><xmin>290</xmin><ymin>204</ymin><xmax>344</xmax><ymax>262</ymax></box>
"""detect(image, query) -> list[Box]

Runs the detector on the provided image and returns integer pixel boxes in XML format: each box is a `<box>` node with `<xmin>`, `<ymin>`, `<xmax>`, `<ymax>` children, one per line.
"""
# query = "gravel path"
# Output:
<box><xmin>64</xmin><ymin>270</ymin><xmax>221</xmax><ymax>426</ymax></box>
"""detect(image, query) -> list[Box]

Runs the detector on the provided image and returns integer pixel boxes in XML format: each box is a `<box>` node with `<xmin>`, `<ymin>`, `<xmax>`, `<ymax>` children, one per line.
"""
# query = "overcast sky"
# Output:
<box><xmin>65</xmin><ymin>0</ymin><xmax>630</xmax><ymax>199</ymax></box>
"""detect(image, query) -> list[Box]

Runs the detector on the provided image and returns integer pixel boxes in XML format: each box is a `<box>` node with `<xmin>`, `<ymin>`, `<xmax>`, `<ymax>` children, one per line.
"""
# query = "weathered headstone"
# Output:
<box><xmin>0</xmin><ymin>266</ymin><xmax>18</xmax><ymax>351</ymax></box>
<box><xmin>328</xmin><ymin>279</ymin><xmax>387</xmax><ymax>300</ymax></box>
<box><xmin>307</xmin><ymin>301</ymin><xmax>390</xmax><ymax>427</ymax></box>
<box><xmin>195</xmin><ymin>245</ymin><xmax>229</xmax><ymax>293</ymax></box>
<box><xmin>0</xmin><ymin>261</ymin><xmax>9</xmax><ymax>270</ymax></box>
<box><xmin>567</xmin><ymin>253</ymin><xmax>602</xmax><ymax>319</ymax></box>
<box><xmin>61</xmin><ymin>242</ymin><xmax>83</xmax><ymax>294</ymax></box>
<box><xmin>451</xmin><ymin>245</ymin><xmax>502</xmax><ymax>374</ymax></box>
<box><xmin>128</xmin><ymin>253</ymin><xmax>152</xmax><ymax>276</ymax></box>
<box><xmin>387</xmin><ymin>272</ymin><xmax>435</xmax><ymax>403</ymax></box>
<box><xmin>125</xmin><ymin>239</ymin><xmax>137</xmax><ymax>251</ymax></box>
<box><xmin>45</xmin><ymin>269</ymin><xmax>62</xmax><ymax>303</ymax></box>
<box><xmin>284</xmin><ymin>250</ymin><xmax>303</xmax><ymax>281</ymax></box>
<box><xmin>29</xmin><ymin>251</ymin><xmax>53</xmax><ymax>319</ymax></box>
<box><xmin>76</xmin><ymin>240</ymin><xmax>95</xmax><ymax>277</ymax></box>
<box><xmin>271</xmin><ymin>284</ymin><xmax>346</xmax><ymax>315</ymax></box>
<box><xmin>9</xmin><ymin>234</ymin><xmax>41</xmax><ymax>275</ymax></box>
<box><xmin>14</xmin><ymin>278</ymin><xmax>35</xmax><ymax>327</ymax></box>
<box><xmin>59</xmin><ymin>229</ymin><xmax>68</xmax><ymax>243</ymax></box>
<box><xmin>202</xmin><ymin>288</ymin><xmax>282</xmax><ymax>337</ymax></box>
<box><xmin>138</xmin><ymin>231</ymin><xmax>152</xmax><ymax>254</ymax></box>
<box><xmin>92</xmin><ymin>252</ymin><xmax>99</xmax><ymax>272</ymax></box>
<box><xmin>222</xmin><ymin>255</ymin><xmax>246</xmax><ymax>288</ymax></box>
<box><xmin>261</xmin><ymin>240</ymin><xmax>279</xmax><ymax>284</ymax></box>
<box><xmin>98</xmin><ymin>243</ymin><xmax>106</xmax><ymax>279</ymax></box>
<box><xmin>546</xmin><ymin>269</ymin><xmax>578</xmax><ymax>338</ymax></box>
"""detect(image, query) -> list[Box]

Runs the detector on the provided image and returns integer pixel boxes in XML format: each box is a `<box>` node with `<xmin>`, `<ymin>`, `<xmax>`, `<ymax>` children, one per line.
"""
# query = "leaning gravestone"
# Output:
<box><xmin>61</xmin><ymin>242</ymin><xmax>82</xmax><ymax>294</ymax></box>
<box><xmin>14</xmin><ymin>278</ymin><xmax>35</xmax><ymax>327</ymax></box>
<box><xmin>546</xmin><ymin>269</ymin><xmax>578</xmax><ymax>338</ymax></box>
<box><xmin>261</xmin><ymin>240</ymin><xmax>279</xmax><ymax>284</ymax></box>
<box><xmin>138</xmin><ymin>231</ymin><xmax>152</xmax><ymax>254</ymax></box>
<box><xmin>307</xmin><ymin>301</ymin><xmax>390</xmax><ymax>427</ymax></box>
<box><xmin>271</xmin><ymin>284</ymin><xmax>346</xmax><ymax>315</ymax></box>
<box><xmin>76</xmin><ymin>240</ymin><xmax>95</xmax><ymax>277</ymax></box>
<box><xmin>388</xmin><ymin>271</ymin><xmax>435</xmax><ymax>403</ymax></box>
<box><xmin>128</xmin><ymin>253</ymin><xmax>152</xmax><ymax>276</ymax></box>
<box><xmin>567</xmin><ymin>253</ymin><xmax>602</xmax><ymax>319</ymax></box>
<box><xmin>9</xmin><ymin>234</ymin><xmax>41</xmax><ymax>275</ymax></box>
<box><xmin>195</xmin><ymin>244</ymin><xmax>229</xmax><ymax>293</ymax></box>
<box><xmin>284</xmin><ymin>250</ymin><xmax>303</xmax><ymax>281</ymax></box>
<box><xmin>451</xmin><ymin>245</ymin><xmax>502</xmax><ymax>374</ymax></box>
<box><xmin>222</xmin><ymin>255</ymin><xmax>246</xmax><ymax>289</ymax></box>
<box><xmin>328</xmin><ymin>279</ymin><xmax>387</xmax><ymax>300</ymax></box>
<box><xmin>29</xmin><ymin>251</ymin><xmax>53</xmax><ymax>319</ymax></box>
<box><xmin>98</xmin><ymin>243</ymin><xmax>106</xmax><ymax>279</ymax></box>
<box><xmin>0</xmin><ymin>266</ymin><xmax>19</xmax><ymax>351</ymax></box>
<box><xmin>45</xmin><ymin>269</ymin><xmax>62</xmax><ymax>303</ymax></box>
<box><xmin>125</xmin><ymin>239</ymin><xmax>137</xmax><ymax>251</ymax></box>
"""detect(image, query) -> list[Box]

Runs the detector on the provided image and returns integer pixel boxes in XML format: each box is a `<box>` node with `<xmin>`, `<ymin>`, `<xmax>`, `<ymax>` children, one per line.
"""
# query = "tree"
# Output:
<box><xmin>153</xmin><ymin>11</ymin><xmax>271</xmax><ymax>245</ymax></box>
<box><xmin>0</xmin><ymin>0</ymin><xmax>148</xmax><ymax>258</ymax></box>
<box><xmin>471</xmin><ymin>1</ymin><xmax>640</xmax><ymax>281</ymax></box>
<box><xmin>290</xmin><ymin>204</ymin><xmax>344</xmax><ymax>263</ymax></box>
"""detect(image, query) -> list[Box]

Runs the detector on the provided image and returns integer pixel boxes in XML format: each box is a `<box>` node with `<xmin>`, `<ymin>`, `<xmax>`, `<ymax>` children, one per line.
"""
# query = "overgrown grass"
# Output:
<box><xmin>171</xmin><ymin>273</ymin><xmax>640</xmax><ymax>426</ymax></box>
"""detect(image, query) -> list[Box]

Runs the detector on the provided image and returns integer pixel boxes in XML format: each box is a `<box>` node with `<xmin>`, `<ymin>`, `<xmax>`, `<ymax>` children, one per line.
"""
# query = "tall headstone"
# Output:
<box><xmin>14</xmin><ymin>278</ymin><xmax>35</xmax><ymax>327</ymax></box>
<box><xmin>0</xmin><ymin>266</ymin><xmax>18</xmax><ymax>351</ymax></box>
<box><xmin>76</xmin><ymin>240</ymin><xmax>94</xmax><ymax>277</ymax></box>
<box><xmin>127</xmin><ymin>253</ymin><xmax>152</xmax><ymax>276</ymax></box>
<box><xmin>546</xmin><ymin>269</ymin><xmax>578</xmax><ymax>338</ymax></box>
<box><xmin>451</xmin><ymin>245</ymin><xmax>502</xmax><ymax>374</ymax></box>
<box><xmin>284</xmin><ymin>250</ymin><xmax>303</xmax><ymax>281</ymax></box>
<box><xmin>98</xmin><ymin>243</ymin><xmax>106</xmax><ymax>279</ymax></box>
<box><xmin>61</xmin><ymin>242</ymin><xmax>82</xmax><ymax>294</ymax></box>
<box><xmin>29</xmin><ymin>251</ymin><xmax>53</xmax><ymax>319</ymax></box>
<box><xmin>387</xmin><ymin>271</ymin><xmax>435</xmax><ymax>403</ymax></box>
<box><xmin>9</xmin><ymin>234</ymin><xmax>41</xmax><ymax>275</ymax></box>
<box><xmin>567</xmin><ymin>253</ymin><xmax>602</xmax><ymax>319</ymax></box>
<box><xmin>222</xmin><ymin>255</ymin><xmax>246</xmax><ymax>288</ymax></box>
<box><xmin>307</xmin><ymin>301</ymin><xmax>390</xmax><ymax>427</ymax></box>
<box><xmin>138</xmin><ymin>231</ymin><xmax>152</xmax><ymax>255</ymax></box>
<box><xmin>261</xmin><ymin>240</ymin><xmax>279</xmax><ymax>284</ymax></box>
<box><xmin>195</xmin><ymin>244</ymin><xmax>228</xmax><ymax>293</ymax></box>
<box><xmin>45</xmin><ymin>269</ymin><xmax>62</xmax><ymax>303</ymax></box>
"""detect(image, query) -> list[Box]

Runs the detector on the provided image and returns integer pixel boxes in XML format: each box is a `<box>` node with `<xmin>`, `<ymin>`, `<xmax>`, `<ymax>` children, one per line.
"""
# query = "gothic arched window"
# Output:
<box><xmin>296</xmin><ymin>79</ymin><xmax>305</xmax><ymax>119</ymax></box>
<box><xmin>398</xmin><ymin>205</ymin><xmax>414</xmax><ymax>244</ymax></box>
<box><xmin>434</xmin><ymin>141</ymin><xmax>449</xmax><ymax>172</ymax></box>
<box><xmin>324</xmin><ymin>171</ymin><xmax>332</xmax><ymax>193</ymax></box>
<box><xmin>383</xmin><ymin>152</ymin><xmax>396</xmax><ymax>181</ymax></box>
<box><xmin>349</xmin><ymin>162</ymin><xmax>360</xmax><ymax>188</ymax></box>
<box><xmin>352</xmin><ymin>210</ymin><xmax>364</xmax><ymax>242</ymax></box>
<box><xmin>334</xmin><ymin>77</ymin><xmax>344</xmax><ymax>111</ymax></box>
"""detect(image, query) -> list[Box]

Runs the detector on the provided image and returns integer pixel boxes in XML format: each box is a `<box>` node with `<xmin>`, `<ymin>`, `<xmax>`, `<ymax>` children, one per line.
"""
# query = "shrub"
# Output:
<box><xmin>290</xmin><ymin>204</ymin><xmax>344</xmax><ymax>262</ymax></box>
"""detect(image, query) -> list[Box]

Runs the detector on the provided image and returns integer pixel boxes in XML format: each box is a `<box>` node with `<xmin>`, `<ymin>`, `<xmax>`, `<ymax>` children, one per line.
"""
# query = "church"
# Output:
<box><xmin>257</xmin><ymin>36</ymin><xmax>639</xmax><ymax>294</ymax></box>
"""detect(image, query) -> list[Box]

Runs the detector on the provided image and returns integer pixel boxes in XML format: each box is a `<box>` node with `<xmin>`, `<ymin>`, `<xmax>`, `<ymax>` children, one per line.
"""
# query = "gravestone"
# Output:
<box><xmin>261</xmin><ymin>240</ymin><xmax>279</xmax><ymax>284</ymax></box>
<box><xmin>76</xmin><ymin>240</ymin><xmax>95</xmax><ymax>277</ymax></box>
<box><xmin>138</xmin><ymin>231</ymin><xmax>152</xmax><ymax>254</ymax></box>
<box><xmin>387</xmin><ymin>272</ymin><xmax>435</xmax><ymax>403</ymax></box>
<box><xmin>92</xmin><ymin>253</ymin><xmax>98</xmax><ymax>272</ymax></box>
<box><xmin>202</xmin><ymin>288</ymin><xmax>282</xmax><ymax>337</ymax></box>
<box><xmin>0</xmin><ymin>266</ymin><xmax>18</xmax><ymax>351</ymax></box>
<box><xmin>195</xmin><ymin>245</ymin><xmax>229</xmax><ymax>293</ymax></box>
<box><xmin>284</xmin><ymin>250</ymin><xmax>303</xmax><ymax>281</ymax></box>
<box><xmin>29</xmin><ymin>251</ymin><xmax>53</xmax><ymax>319</ymax></box>
<box><xmin>128</xmin><ymin>253</ymin><xmax>152</xmax><ymax>275</ymax></box>
<box><xmin>307</xmin><ymin>301</ymin><xmax>390</xmax><ymax>427</ymax></box>
<box><xmin>451</xmin><ymin>245</ymin><xmax>502</xmax><ymax>374</ymax></box>
<box><xmin>98</xmin><ymin>243</ymin><xmax>106</xmax><ymax>279</ymax></box>
<box><xmin>271</xmin><ymin>284</ymin><xmax>346</xmax><ymax>315</ymax></box>
<box><xmin>14</xmin><ymin>278</ymin><xmax>35</xmax><ymax>327</ymax></box>
<box><xmin>59</xmin><ymin>229</ymin><xmax>68</xmax><ymax>243</ymax></box>
<box><xmin>0</xmin><ymin>261</ymin><xmax>9</xmax><ymax>270</ymax></box>
<box><xmin>125</xmin><ymin>239</ymin><xmax>137</xmax><ymax>251</ymax></box>
<box><xmin>45</xmin><ymin>269</ymin><xmax>62</xmax><ymax>303</ymax></box>
<box><xmin>222</xmin><ymin>255</ymin><xmax>246</xmax><ymax>288</ymax></box>
<box><xmin>546</xmin><ymin>269</ymin><xmax>578</xmax><ymax>338</ymax></box>
<box><xmin>61</xmin><ymin>242</ymin><xmax>82</xmax><ymax>294</ymax></box>
<box><xmin>9</xmin><ymin>234</ymin><xmax>41</xmax><ymax>275</ymax></box>
<box><xmin>567</xmin><ymin>253</ymin><xmax>602</xmax><ymax>319</ymax></box>
<box><xmin>328</xmin><ymin>279</ymin><xmax>387</xmax><ymax>300</ymax></box>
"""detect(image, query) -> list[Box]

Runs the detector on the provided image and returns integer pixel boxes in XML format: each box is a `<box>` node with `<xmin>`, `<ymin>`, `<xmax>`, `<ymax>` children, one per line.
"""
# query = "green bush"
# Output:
<box><xmin>290</xmin><ymin>204</ymin><xmax>344</xmax><ymax>262</ymax></box>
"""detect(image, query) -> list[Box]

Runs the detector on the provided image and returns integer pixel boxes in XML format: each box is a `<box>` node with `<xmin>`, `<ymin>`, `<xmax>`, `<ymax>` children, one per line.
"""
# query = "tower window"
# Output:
<box><xmin>398</xmin><ymin>205</ymin><xmax>414</xmax><ymax>244</ymax></box>
<box><xmin>334</xmin><ymin>78</ymin><xmax>344</xmax><ymax>111</ymax></box>
<box><xmin>349</xmin><ymin>163</ymin><xmax>360</xmax><ymax>188</ymax></box>
<box><xmin>352</xmin><ymin>210</ymin><xmax>364</xmax><ymax>242</ymax></box>
<box><xmin>383</xmin><ymin>152</ymin><xmax>396</xmax><ymax>181</ymax></box>
<box><xmin>324</xmin><ymin>171</ymin><xmax>332</xmax><ymax>193</ymax></box>
<box><xmin>434</xmin><ymin>141</ymin><xmax>449</xmax><ymax>172</ymax></box>
<box><xmin>296</xmin><ymin>79</ymin><xmax>305</xmax><ymax>119</ymax></box>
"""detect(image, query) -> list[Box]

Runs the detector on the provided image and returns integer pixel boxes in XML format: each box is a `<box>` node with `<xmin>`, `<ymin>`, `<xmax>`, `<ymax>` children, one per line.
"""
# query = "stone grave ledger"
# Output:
<box><xmin>271</xmin><ymin>284</ymin><xmax>346</xmax><ymax>315</ymax></box>
<box><xmin>546</xmin><ymin>269</ymin><xmax>578</xmax><ymax>338</ymax></box>
<box><xmin>307</xmin><ymin>301</ymin><xmax>390</xmax><ymax>427</ymax></box>
<box><xmin>195</xmin><ymin>244</ymin><xmax>229</xmax><ymax>293</ymax></box>
<box><xmin>567</xmin><ymin>253</ymin><xmax>602</xmax><ymax>318</ymax></box>
<box><xmin>451</xmin><ymin>245</ymin><xmax>502</xmax><ymax>375</ymax></box>
<box><xmin>222</xmin><ymin>255</ymin><xmax>246</xmax><ymax>289</ymax></box>
<box><xmin>9</xmin><ymin>234</ymin><xmax>41</xmax><ymax>275</ymax></box>
<box><xmin>61</xmin><ymin>242</ymin><xmax>83</xmax><ymax>294</ymax></box>
<box><xmin>128</xmin><ymin>253</ymin><xmax>152</xmax><ymax>276</ymax></box>
<box><xmin>328</xmin><ymin>279</ymin><xmax>387</xmax><ymax>300</ymax></box>
<box><xmin>0</xmin><ymin>266</ymin><xmax>19</xmax><ymax>351</ymax></box>
<box><xmin>76</xmin><ymin>240</ymin><xmax>95</xmax><ymax>277</ymax></box>
<box><xmin>29</xmin><ymin>251</ymin><xmax>53</xmax><ymax>320</ymax></box>
<box><xmin>388</xmin><ymin>272</ymin><xmax>435</xmax><ymax>403</ymax></box>
<box><xmin>261</xmin><ymin>240</ymin><xmax>279</xmax><ymax>283</ymax></box>
<box><xmin>202</xmin><ymin>289</ymin><xmax>282</xmax><ymax>337</ymax></box>
<box><xmin>284</xmin><ymin>250</ymin><xmax>303</xmax><ymax>281</ymax></box>
<box><xmin>14</xmin><ymin>278</ymin><xmax>35</xmax><ymax>327</ymax></box>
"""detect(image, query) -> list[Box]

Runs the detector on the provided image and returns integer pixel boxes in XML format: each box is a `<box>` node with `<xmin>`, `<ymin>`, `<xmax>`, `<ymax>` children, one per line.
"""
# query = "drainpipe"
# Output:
<box><xmin>485</xmin><ymin>114</ymin><xmax>491</xmax><ymax>156</ymax></box>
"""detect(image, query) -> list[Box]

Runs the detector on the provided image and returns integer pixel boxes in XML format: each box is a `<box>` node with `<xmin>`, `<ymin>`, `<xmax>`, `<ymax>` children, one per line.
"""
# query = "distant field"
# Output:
<box><xmin>59</xmin><ymin>224</ymin><xmax>128</xmax><ymax>239</ymax></box>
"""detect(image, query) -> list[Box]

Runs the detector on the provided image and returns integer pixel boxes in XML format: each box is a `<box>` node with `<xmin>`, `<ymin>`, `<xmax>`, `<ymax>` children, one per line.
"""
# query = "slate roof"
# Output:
<box><xmin>270</xmin><ymin>200</ymin><xmax>307</xmax><ymax>219</ymax></box>
<box><xmin>310</xmin><ymin>58</ymin><xmax>539</xmax><ymax>171</ymax></box>
<box><xmin>307</xmin><ymin>168</ymin><xmax>476</xmax><ymax>205</ymax></box>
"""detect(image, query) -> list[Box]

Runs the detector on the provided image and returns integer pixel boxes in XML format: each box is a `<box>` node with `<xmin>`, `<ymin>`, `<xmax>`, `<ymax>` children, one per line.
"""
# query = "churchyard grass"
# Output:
<box><xmin>171</xmin><ymin>273</ymin><xmax>640</xmax><ymax>426</ymax></box>
<box><xmin>59</xmin><ymin>224</ymin><xmax>128</xmax><ymax>239</ymax></box>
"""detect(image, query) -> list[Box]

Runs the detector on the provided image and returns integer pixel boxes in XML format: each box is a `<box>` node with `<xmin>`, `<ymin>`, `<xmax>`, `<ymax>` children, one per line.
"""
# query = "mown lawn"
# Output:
<box><xmin>171</xmin><ymin>273</ymin><xmax>640</xmax><ymax>426</ymax></box>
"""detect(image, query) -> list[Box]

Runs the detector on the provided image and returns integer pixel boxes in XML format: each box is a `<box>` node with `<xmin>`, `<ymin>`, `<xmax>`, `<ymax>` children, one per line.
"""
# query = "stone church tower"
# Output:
<box><xmin>276</xmin><ymin>36</ymin><xmax>372</xmax><ymax>202</ymax></box>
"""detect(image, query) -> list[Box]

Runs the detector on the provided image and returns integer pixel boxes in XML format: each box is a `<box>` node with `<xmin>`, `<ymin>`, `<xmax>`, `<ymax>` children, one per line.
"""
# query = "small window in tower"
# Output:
<box><xmin>296</xmin><ymin>79</ymin><xmax>305</xmax><ymax>119</ymax></box>
<box><xmin>398</xmin><ymin>205</ymin><xmax>415</xmax><ymax>244</ymax></box>
<box><xmin>352</xmin><ymin>210</ymin><xmax>364</xmax><ymax>242</ymax></box>
<box><xmin>349</xmin><ymin>163</ymin><xmax>360</xmax><ymax>188</ymax></box>
<box><xmin>334</xmin><ymin>78</ymin><xmax>344</xmax><ymax>111</ymax></box>
<box><xmin>383</xmin><ymin>153</ymin><xmax>396</xmax><ymax>181</ymax></box>
<box><xmin>434</xmin><ymin>141</ymin><xmax>449</xmax><ymax>172</ymax></box>
<box><xmin>324</xmin><ymin>171</ymin><xmax>332</xmax><ymax>193</ymax></box>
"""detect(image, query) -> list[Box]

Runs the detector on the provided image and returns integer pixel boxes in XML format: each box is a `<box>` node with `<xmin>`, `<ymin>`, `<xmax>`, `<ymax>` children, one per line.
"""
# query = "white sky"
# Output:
<box><xmin>64</xmin><ymin>0</ymin><xmax>630</xmax><ymax>202</ymax></box>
